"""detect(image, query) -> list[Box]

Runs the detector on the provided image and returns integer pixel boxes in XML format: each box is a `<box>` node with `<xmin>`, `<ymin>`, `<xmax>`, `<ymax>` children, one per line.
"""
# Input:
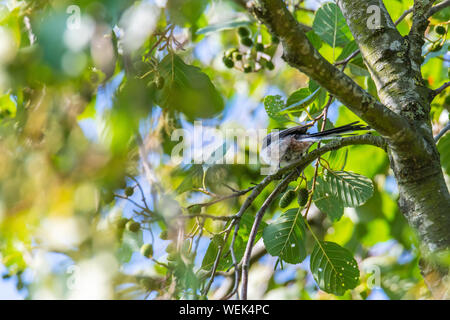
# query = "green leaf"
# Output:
<box><xmin>312</xmin><ymin>2</ymin><xmax>351</xmax><ymax>48</ymax></box>
<box><xmin>264</xmin><ymin>95</ymin><xmax>286</xmax><ymax>121</ymax></box>
<box><xmin>306</xmin><ymin>30</ymin><xmax>322</xmax><ymax>50</ymax></box>
<box><xmin>204</xmin><ymin>142</ymin><xmax>230</xmax><ymax>168</ymax></box>
<box><xmin>282</xmin><ymin>87</ymin><xmax>322</xmax><ymax>112</ymax></box>
<box><xmin>310</xmin><ymin>241</ymin><xmax>359</xmax><ymax>295</ymax></box>
<box><xmin>263</xmin><ymin>208</ymin><xmax>307</xmax><ymax>264</ymax></box>
<box><xmin>309</xmin><ymin>80</ymin><xmax>327</xmax><ymax>111</ymax></box>
<box><xmin>196</xmin><ymin>19</ymin><xmax>252</xmax><ymax>35</ymax></box>
<box><xmin>175</xmin><ymin>164</ymin><xmax>204</xmax><ymax>194</ymax></box>
<box><xmin>167</xmin><ymin>0</ymin><xmax>208</xmax><ymax>26</ymax></box>
<box><xmin>324</xmin><ymin>170</ymin><xmax>374</xmax><ymax>207</ymax></box>
<box><xmin>337</xmin><ymin>41</ymin><xmax>359</xmax><ymax>61</ymax></box>
<box><xmin>157</xmin><ymin>54</ymin><xmax>224</xmax><ymax>120</ymax></box>
<box><xmin>437</xmin><ymin>132</ymin><xmax>450</xmax><ymax>175</ymax></box>
<box><xmin>348</xmin><ymin>57</ymin><xmax>370</xmax><ymax>77</ymax></box>
<box><xmin>0</xmin><ymin>94</ymin><xmax>17</xmax><ymax>118</ymax></box>
<box><xmin>310</xmin><ymin>176</ymin><xmax>344</xmax><ymax>222</ymax></box>
<box><xmin>117</xmin><ymin>229</ymin><xmax>144</xmax><ymax>263</ymax></box>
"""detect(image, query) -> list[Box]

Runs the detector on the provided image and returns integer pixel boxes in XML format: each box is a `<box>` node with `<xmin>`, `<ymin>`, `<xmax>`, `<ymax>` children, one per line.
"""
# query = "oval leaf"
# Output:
<box><xmin>310</xmin><ymin>241</ymin><xmax>359</xmax><ymax>295</ymax></box>
<box><xmin>264</xmin><ymin>95</ymin><xmax>286</xmax><ymax>121</ymax></box>
<box><xmin>263</xmin><ymin>208</ymin><xmax>307</xmax><ymax>264</ymax></box>
<box><xmin>157</xmin><ymin>54</ymin><xmax>224</xmax><ymax>119</ymax></box>
<box><xmin>324</xmin><ymin>170</ymin><xmax>374</xmax><ymax>207</ymax></box>
<box><xmin>310</xmin><ymin>176</ymin><xmax>344</xmax><ymax>222</ymax></box>
<box><xmin>312</xmin><ymin>2</ymin><xmax>352</xmax><ymax>48</ymax></box>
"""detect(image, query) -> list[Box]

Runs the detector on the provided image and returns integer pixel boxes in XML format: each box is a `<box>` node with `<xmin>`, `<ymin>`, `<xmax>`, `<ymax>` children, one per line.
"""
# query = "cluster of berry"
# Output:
<box><xmin>222</xmin><ymin>26</ymin><xmax>279</xmax><ymax>73</ymax></box>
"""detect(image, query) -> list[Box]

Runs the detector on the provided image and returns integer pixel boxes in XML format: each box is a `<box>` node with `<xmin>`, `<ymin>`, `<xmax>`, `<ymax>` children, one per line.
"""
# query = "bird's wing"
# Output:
<box><xmin>263</xmin><ymin>123</ymin><xmax>314</xmax><ymax>147</ymax></box>
<box><xmin>278</xmin><ymin>123</ymin><xmax>314</xmax><ymax>139</ymax></box>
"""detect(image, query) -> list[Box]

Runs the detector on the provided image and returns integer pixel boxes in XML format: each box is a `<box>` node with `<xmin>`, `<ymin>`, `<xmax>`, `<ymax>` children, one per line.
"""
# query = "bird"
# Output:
<box><xmin>260</xmin><ymin>121</ymin><xmax>370</xmax><ymax>167</ymax></box>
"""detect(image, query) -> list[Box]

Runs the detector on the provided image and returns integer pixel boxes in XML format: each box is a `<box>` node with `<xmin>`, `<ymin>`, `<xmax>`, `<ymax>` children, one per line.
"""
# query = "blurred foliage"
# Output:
<box><xmin>0</xmin><ymin>0</ymin><xmax>448</xmax><ymax>300</ymax></box>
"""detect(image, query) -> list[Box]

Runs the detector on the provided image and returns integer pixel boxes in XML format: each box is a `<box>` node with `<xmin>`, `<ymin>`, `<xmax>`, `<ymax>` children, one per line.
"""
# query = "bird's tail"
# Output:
<box><xmin>303</xmin><ymin>121</ymin><xmax>370</xmax><ymax>141</ymax></box>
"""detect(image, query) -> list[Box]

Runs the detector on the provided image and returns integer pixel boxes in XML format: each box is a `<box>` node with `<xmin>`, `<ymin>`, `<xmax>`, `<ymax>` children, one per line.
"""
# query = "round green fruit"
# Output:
<box><xmin>237</xmin><ymin>27</ymin><xmax>250</xmax><ymax>38</ymax></box>
<box><xmin>255</xmin><ymin>43</ymin><xmax>264</xmax><ymax>52</ymax></box>
<box><xmin>116</xmin><ymin>217</ymin><xmax>129</xmax><ymax>229</ymax></box>
<box><xmin>140</xmin><ymin>244</ymin><xmax>153</xmax><ymax>258</ymax></box>
<box><xmin>103</xmin><ymin>191</ymin><xmax>115</xmax><ymax>204</ymax></box>
<box><xmin>223</xmin><ymin>57</ymin><xmax>234</xmax><ymax>68</ymax></box>
<box><xmin>279</xmin><ymin>190</ymin><xmax>296</xmax><ymax>208</ymax></box>
<box><xmin>159</xmin><ymin>230</ymin><xmax>168</xmax><ymax>240</ymax></box>
<box><xmin>297</xmin><ymin>188</ymin><xmax>309</xmax><ymax>207</ymax></box>
<box><xmin>125</xmin><ymin>187</ymin><xmax>134</xmax><ymax>197</ymax></box>
<box><xmin>232</xmin><ymin>51</ymin><xmax>243</xmax><ymax>61</ymax></box>
<box><xmin>240</xmin><ymin>37</ymin><xmax>253</xmax><ymax>47</ymax></box>
<box><xmin>165</xmin><ymin>242</ymin><xmax>176</xmax><ymax>254</ymax></box>
<box><xmin>225</xmin><ymin>48</ymin><xmax>237</xmax><ymax>57</ymax></box>
<box><xmin>436</xmin><ymin>26</ymin><xmax>446</xmax><ymax>35</ymax></box>
<box><xmin>155</xmin><ymin>76</ymin><xmax>165</xmax><ymax>90</ymax></box>
<box><xmin>265</xmin><ymin>60</ymin><xmax>275</xmax><ymax>70</ymax></box>
<box><xmin>126</xmin><ymin>220</ymin><xmax>140</xmax><ymax>232</ymax></box>
<box><xmin>243</xmin><ymin>64</ymin><xmax>252</xmax><ymax>73</ymax></box>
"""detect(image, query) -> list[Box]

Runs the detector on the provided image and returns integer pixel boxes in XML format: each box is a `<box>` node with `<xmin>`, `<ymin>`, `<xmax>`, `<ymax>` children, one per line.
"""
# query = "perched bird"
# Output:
<box><xmin>260</xmin><ymin>121</ymin><xmax>370</xmax><ymax>167</ymax></box>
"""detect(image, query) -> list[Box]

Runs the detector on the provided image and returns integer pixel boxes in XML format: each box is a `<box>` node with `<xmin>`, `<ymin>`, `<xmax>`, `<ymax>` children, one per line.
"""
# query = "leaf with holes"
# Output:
<box><xmin>264</xmin><ymin>95</ymin><xmax>286</xmax><ymax>122</ymax></box>
<box><xmin>282</xmin><ymin>87</ymin><xmax>321</xmax><ymax>113</ymax></box>
<box><xmin>263</xmin><ymin>208</ymin><xmax>307</xmax><ymax>264</ymax></box>
<box><xmin>309</xmin><ymin>176</ymin><xmax>344</xmax><ymax>222</ymax></box>
<box><xmin>324</xmin><ymin>170</ymin><xmax>374</xmax><ymax>207</ymax></box>
<box><xmin>310</xmin><ymin>241</ymin><xmax>359</xmax><ymax>295</ymax></box>
<box><xmin>312</xmin><ymin>2</ymin><xmax>352</xmax><ymax>48</ymax></box>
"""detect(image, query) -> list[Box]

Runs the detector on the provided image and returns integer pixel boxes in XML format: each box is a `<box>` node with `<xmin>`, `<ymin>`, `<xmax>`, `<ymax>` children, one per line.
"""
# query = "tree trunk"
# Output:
<box><xmin>250</xmin><ymin>0</ymin><xmax>450</xmax><ymax>298</ymax></box>
<box><xmin>337</xmin><ymin>0</ymin><xmax>450</xmax><ymax>297</ymax></box>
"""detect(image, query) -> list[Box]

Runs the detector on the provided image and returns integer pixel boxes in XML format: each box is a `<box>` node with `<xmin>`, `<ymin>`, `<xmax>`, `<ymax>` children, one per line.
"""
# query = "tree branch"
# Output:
<box><xmin>427</xmin><ymin>0</ymin><xmax>450</xmax><ymax>17</ymax></box>
<box><xmin>432</xmin><ymin>81</ymin><xmax>450</xmax><ymax>99</ymax></box>
<box><xmin>240</xmin><ymin>170</ymin><xmax>298</xmax><ymax>300</ymax></box>
<box><xmin>409</xmin><ymin>0</ymin><xmax>435</xmax><ymax>73</ymax></box>
<box><xmin>434</xmin><ymin>123</ymin><xmax>450</xmax><ymax>142</ymax></box>
<box><xmin>237</xmin><ymin>134</ymin><xmax>386</xmax><ymax>299</ymax></box>
<box><xmin>249</xmin><ymin>0</ymin><xmax>411</xmax><ymax>140</ymax></box>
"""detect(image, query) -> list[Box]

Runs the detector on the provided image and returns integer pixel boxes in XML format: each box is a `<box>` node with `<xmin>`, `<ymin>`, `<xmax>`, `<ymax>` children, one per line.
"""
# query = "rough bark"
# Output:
<box><xmin>249</xmin><ymin>0</ymin><xmax>450</xmax><ymax>298</ymax></box>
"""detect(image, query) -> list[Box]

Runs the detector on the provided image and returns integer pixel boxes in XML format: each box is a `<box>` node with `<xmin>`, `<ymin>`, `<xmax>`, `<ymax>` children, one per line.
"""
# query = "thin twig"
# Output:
<box><xmin>433</xmin><ymin>81</ymin><xmax>450</xmax><ymax>98</ymax></box>
<box><xmin>434</xmin><ymin>123</ymin><xmax>450</xmax><ymax>142</ymax></box>
<box><xmin>427</xmin><ymin>0</ymin><xmax>450</xmax><ymax>18</ymax></box>
<box><xmin>175</xmin><ymin>213</ymin><xmax>235</xmax><ymax>221</ymax></box>
<box><xmin>114</xmin><ymin>194</ymin><xmax>153</xmax><ymax>215</ymax></box>
<box><xmin>240</xmin><ymin>171</ymin><xmax>299</xmax><ymax>300</ymax></box>
<box><xmin>186</xmin><ymin>186</ymin><xmax>255</xmax><ymax>210</ymax></box>
<box><xmin>128</xmin><ymin>175</ymin><xmax>151</xmax><ymax>213</ymax></box>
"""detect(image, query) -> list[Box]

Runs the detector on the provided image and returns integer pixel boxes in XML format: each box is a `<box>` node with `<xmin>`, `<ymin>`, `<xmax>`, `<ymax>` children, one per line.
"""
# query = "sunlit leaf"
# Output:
<box><xmin>310</xmin><ymin>176</ymin><xmax>344</xmax><ymax>222</ymax></box>
<box><xmin>323</xmin><ymin>170</ymin><xmax>374</xmax><ymax>207</ymax></box>
<box><xmin>157</xmin><ymin>54</ymin><xmax>224</xmax><ymax>119</ymax></box>
<box><xmin>310</xmin><ymin>241</ymin><xmax>359</xmax><ymax>295</ymax></box>
<box><xmin>263</xmin><ymin>208</ymin><xmax>307</xmax><ymax>264</ymax></box>
<box><xmin>312</xmin><ymin>3</ymin><xmax>352</xmax><ymax>48</ymax></box>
